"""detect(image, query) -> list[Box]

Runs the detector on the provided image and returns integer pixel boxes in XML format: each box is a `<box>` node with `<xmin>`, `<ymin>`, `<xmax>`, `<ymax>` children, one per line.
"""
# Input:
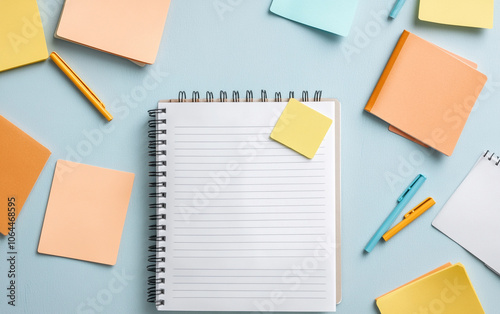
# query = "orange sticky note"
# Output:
<box><xmin>0</xmin><ymin>115</ymin><xmax>51</xmax><ymax>235</ymax></box>
<box><xmin>38</xmin><ymin>160</ymin><xmax>135</xmax><ymax>265</ymax></box>
<box><xmin>270</xmin><ymin>98</ymin><xmax>332</xmax><ymax>159</ymax></box>
<box><xmin>55</xmin><ymin>0</ymin><xmax>171</xmax><ymax>64</ymax></box>
<box><xmin>365</xmin><ymin>30</ymin><xmax>487</xmax><ymax>156</ymax></box>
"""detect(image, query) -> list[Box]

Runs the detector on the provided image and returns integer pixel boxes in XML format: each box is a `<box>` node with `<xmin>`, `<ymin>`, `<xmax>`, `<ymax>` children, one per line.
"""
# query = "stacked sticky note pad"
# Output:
<box><xmin>55</xmin><ymin>0</ymin><xmax>171</xmax><ymax>64</ymax></box>
<box><xmin>365</xmin><ymin>30</ymin><xmax>487</xmax><ymax>156</ymax></box>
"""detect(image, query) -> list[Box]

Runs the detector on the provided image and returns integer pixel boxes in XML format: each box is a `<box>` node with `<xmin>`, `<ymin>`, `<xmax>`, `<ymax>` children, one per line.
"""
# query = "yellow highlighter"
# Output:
<box><xmin>50</xmin><ymin>52</ymin><xmax>113</xmax><ymax>121</ymax></box>
<box><xmin>383</xmin><ymin>197</ymin><xmax>435</xmax><ymax>241</ymax></box>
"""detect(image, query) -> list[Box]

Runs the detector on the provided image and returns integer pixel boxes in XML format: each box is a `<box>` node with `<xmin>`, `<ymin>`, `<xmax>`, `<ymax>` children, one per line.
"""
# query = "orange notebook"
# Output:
<box><xmin>365</xmin><ymin>30</ymin><xmax>487</xmax><ymax>156</ymax></box>
<box><xmin>0</xmin><ymin>116</ymin><xmax>51</xmax><ymax>235</ymax></box>
<box><xmin>55</xmin><ymin>0</ymin><xmax>171</xmax><ymax>65</ymax></box>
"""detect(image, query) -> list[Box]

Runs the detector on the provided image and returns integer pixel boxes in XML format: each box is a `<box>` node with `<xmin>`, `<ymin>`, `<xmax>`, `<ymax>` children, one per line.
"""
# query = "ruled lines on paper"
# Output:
<box><xmin>158</xmin><ymin>101</ymin><xmax>337</xmax><ymax>311</ymax></box>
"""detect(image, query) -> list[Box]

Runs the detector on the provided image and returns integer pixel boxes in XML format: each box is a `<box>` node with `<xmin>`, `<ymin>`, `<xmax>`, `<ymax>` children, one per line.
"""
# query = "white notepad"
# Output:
<box><xmin>149</xmin><ymin>98</ymin><xmax>341</xmax><ymax>312</ymax></box>
<box><xmin>433</xmin><ymin>151</ymin><xmax>500</xmax><ymax>275</ymax></box>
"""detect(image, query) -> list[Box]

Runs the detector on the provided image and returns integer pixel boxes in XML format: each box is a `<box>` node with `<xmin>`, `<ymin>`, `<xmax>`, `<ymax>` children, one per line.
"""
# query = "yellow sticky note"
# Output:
<box><xmin>376</xmin><ymin>263</ymin><xmax>484</xmax><ymax>314</ymax></box>
<box><xmin>0</xmin><ymin>0</ymin><xmax>48</xmax><ymax>72</ymax></box>
<box><xmin>38</xmin><ymin>160</ymin><xmax>135</xmax><ymax>265</ymax></box>
<box><xmin>270</xmin><ymin>99</ymin><xmax>332</xmax><ymax>159</ymax></box>
<box><xmin>419</xmin><ymin>0</ymin><xmax>494</xmax><ymax>29</ymax></box>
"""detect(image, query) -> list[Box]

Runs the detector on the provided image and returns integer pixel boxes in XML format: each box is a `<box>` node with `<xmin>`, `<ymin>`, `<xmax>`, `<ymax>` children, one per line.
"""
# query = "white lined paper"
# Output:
<box><xmin>156</xmin><ymin>101</ymin><xmax>337</xmax><ymax>312</ymax></box>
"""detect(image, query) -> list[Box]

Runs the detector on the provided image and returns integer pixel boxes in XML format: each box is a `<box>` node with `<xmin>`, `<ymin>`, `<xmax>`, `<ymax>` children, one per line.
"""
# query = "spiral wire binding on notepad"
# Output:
<box><xmin>178</xmin><ymin>91</ymin><xmax>186</xmax><ymax>102</ymax></box>
<box><xmin>483</xmin><ymin>150</ymin><xmax>500</xmax><ymax>165</ymax></box>
<box><xmin>147</xmin><ymin>106</ymin><xmax>167</xmax><ymax>306</ymax></box>
<box><xmin>192</xmin><ymin>91</ymin><xmax>200</xmax><ymax>102</ymax></box>
<box><xmin>314</xmin><ymin>90</ymin><xmax>322</xmax><ymax>102</ymax></box>
<box><xmin>246</xmin><ymin>90</ymin><xmax>253</xmax><ymax>102</ymax></box>
<box><xmin>275</xmin><ymin>92</ymin><xmax>282</xmax><ymax>102</ymax></box>
<box><xmin>232</xmin><ymin>91</ymin><xmax>240</xmax><ymax>102</ymax></box>
<box><xmin>146</xmin><ymin>90</ymin><xmax>322</xmax><ymax>305</ymax></box>
<box><xmin>220</xmin><ymin>90</ymin><xmax>227</xmax><ymax>102</ymax></box>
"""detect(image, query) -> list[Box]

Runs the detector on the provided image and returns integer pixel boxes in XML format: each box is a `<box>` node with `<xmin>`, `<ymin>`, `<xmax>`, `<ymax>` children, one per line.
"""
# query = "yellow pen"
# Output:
<box><xmin>50</xmin><ymin>52</ymin><xmax>113</xmax><ymax>121</ymax></box>
<box><xmin>383</xmin><ymin>197</ymin><xmax>435</xmax><ymax>241</ymax></box>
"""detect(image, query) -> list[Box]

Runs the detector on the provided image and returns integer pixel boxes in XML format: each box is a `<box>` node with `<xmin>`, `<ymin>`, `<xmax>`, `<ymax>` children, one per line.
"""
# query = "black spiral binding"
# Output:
<box><xmin>483</xmin><ymin>150</ymin><xmax>500</xmax><ymax>165</ymax></box>
<box><xmin>147</xmin><ymin>106</ymin><xmax>167</xmax><ymax>306</ymax></box>
<box><xmin>146</xmin><ymin>90</ymin><xmax>323</xmax><ymax>305</ymax></box>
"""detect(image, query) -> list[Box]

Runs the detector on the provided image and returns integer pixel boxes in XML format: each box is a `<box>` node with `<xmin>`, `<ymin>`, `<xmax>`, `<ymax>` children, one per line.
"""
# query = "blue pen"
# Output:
<box><xmin>389</xmin><ymin>0</ymin><xmax>407</xmax><ymax>19</ymax></box>
<box><xmin>364</xmin><ymin>174</ymin><xmax>426</xmax><ymax>253</ymax></box>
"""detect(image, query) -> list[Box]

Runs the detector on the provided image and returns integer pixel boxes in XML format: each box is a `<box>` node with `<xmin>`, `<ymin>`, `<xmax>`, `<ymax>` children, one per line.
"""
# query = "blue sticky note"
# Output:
<box><xmin>270</xmin><ymin>0</ymin><xmax>359</xmax><ymax>36</ymax></box>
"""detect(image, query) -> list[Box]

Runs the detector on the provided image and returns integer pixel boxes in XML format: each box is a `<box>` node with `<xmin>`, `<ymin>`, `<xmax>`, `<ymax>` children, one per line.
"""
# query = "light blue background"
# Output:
<box><xmin>1</xmin><ymin>0</ymin><xmax>500</xmax><ymax>313</ymax></box>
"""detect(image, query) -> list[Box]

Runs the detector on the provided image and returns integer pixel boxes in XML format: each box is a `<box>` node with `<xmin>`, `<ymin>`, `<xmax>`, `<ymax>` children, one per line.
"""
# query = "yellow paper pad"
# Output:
<box><xmin>270</xmin><ymin>98</ymin><xmax>332</xmax><ymax>159</ymax></box>
<box><xmin>419</xmin><ymin>0</ymin><xmax>494</xmax><ymax>29</ymax></box>
<box><xmin>376</xmin><ymin>263</ymin><xmax>484</xmax><ymax>314</ymax></box>
<box><xmin>38</xmin><ymin>160</ymin><xmax>135</xmax><ymax>265</ymax></box>
<box><xmin>0</xmin><ymin>116</ymin><xmax>51</xmax><ymax>235</ymax></box>
<box><xmin>365</xmin><ymin>31</ymin><xmax>487</xmax><ymax>156</ymax></box>
<box><xmin>0</xmin><ymin>0</ymin><xmax>48</xmax><ymax>72</ymax></box>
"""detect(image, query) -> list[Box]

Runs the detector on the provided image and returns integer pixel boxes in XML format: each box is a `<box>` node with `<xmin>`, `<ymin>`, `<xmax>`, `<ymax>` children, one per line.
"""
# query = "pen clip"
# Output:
<box><xmin>403</xmin><ymin>197</ymin><xmax>433</xmax><ymax>219</ymax></box>
<box><xmin>398</xmin><ymin>174</ymin><xmax>424</xmax><ymax>202</ymax></box>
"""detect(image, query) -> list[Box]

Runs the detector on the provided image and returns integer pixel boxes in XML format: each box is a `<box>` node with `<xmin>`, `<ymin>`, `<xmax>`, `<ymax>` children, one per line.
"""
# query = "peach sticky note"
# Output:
<box><xmin>365</xmin><ymin>30</ymin><xmax>487</xmax><ymax>156</ymax></box>
<box><xmin>38</xmin><ymin>160</ymin><xmax>135</xmax><ymax>265</ymax></box>
<box><xmin>270</xmin><ymin>98</ymin><xmax>332</xmax><ymax>159</ymax></box>
<box><xmin>376</xmin><ymin>263</ymin><xmax>484</xmax><ymax>314</ymax></box>
<box><xmin>0</xmin><ymin>0</ymin><xmax>48</xmax><ymax>72</ymax></box>
<box><xmin>419</xmin><ymin>0</ymin><xmax>494</xmax><ymax>29</ymax></box>
<box><xmin>55</xmin><ymin>0</ymin><xmax>171</xmax><ymax>64</ymax></box>
<box><xmin>0</xmin><ymin>116</ymin><xmax>51</xmax><ymax>235</ymax></box>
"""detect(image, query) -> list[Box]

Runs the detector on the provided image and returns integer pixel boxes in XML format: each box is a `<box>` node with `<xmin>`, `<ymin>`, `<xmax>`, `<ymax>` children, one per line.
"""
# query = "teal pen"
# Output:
<box><xmin>389</xmin><ymin>0</ymin><xmax>407</xmax><ymax>19</ymax></box>
<box><xmin>364</xmin><ymin>174</ymin><xmax>426</xmax><ymax>253</ymax></box>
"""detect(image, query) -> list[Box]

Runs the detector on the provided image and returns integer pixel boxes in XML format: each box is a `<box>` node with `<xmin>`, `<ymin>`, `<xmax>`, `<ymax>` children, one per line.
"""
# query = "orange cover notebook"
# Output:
<box><xmin>55</xmin><ymin>0</ymin><xmax>171</xmax><ymax>64</ymax></box>
<box><xmin>365</xmin><ymin>30</ymin><xmax>487</xmax><ymax>156</ymax></box>
<box><xmin>0</xmin><ymin>116</ymin><xmax>51</xmax><ymax>235</ymax></box>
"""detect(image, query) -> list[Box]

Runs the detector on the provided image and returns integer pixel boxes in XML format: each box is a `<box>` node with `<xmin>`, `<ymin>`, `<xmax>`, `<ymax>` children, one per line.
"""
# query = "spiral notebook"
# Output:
<box><xmin>147</xmin><ymin>91</ymin><xmax>341</xmax><ymax>312</ymax></box>
<box><xmin>433</xmin><ymin>150</ymin><xmax>500</xmax><ymax>275</ymax></box>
